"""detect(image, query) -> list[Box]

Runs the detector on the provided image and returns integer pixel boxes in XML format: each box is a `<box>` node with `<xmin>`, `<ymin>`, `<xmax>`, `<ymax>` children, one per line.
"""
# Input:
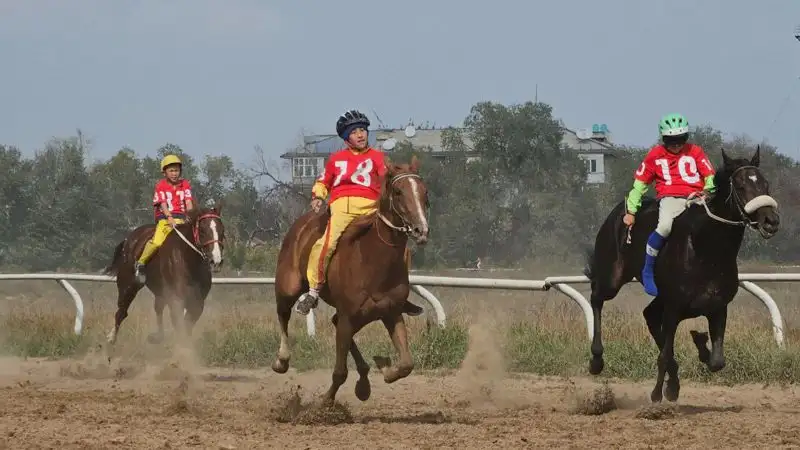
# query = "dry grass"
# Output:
<box><xmin>2</xmin><ymin>263</ymin><xmax>800</xmax><ymax>386</ymax></box>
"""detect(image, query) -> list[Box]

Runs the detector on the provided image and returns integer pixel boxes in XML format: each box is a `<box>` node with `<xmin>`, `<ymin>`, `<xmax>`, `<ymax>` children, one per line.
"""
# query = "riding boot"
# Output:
<box><xmin>641</xmin><ymin>231</ymin><xmax>666</xmax><ymax>296</ymax></box>
<box><xmin>294</xmin><ymin>288</ymin><xmax>320</xmax><ymax>316</ymax></box>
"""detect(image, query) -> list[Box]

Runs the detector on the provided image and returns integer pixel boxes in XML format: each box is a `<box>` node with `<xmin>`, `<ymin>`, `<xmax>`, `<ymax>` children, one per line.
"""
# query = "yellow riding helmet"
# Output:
<box><xmin>160</xmin><ymin>154</ymin><xmax>182</xmax><ymax>171</ymax></box>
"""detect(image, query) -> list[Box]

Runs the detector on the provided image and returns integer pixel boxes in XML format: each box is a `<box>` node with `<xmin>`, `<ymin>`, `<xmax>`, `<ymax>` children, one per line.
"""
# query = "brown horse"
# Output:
<box><xmin>103</xmin><ymin>203</ymin><xmax>226</xmax><ymax>345</ymax></box>
<box><xmin>272</xmin><ymin>156</ymin><xmax>430</xmax><ymax>405</ymax></box>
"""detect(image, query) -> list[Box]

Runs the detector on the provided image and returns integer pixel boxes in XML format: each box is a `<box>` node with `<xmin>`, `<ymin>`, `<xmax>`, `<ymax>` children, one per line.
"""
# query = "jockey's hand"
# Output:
<box><xmin>168</xmin><ymin>216</ymin><xmax>177</xmax><ymax>228</ymax></box>
<box><xmin>311</xmin><ymin>198</ymin><xmax>324</xmax><ymax>213</ymax></box>
<box><xmin>623</xmin><ymin>213</ymin><xmax>635</xmax><ymax>227</ymax></box>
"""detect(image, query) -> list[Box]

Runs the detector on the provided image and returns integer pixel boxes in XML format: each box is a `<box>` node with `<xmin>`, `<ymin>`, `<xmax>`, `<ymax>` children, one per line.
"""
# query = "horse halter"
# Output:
<box><xmin>376</xmin><ymin>172</ymin><xmax>425</xmax><ymax>244</ymax></box>
<box><xmin>171</xmin><ymin>212</ymin><xmax>223</xmax><ymax>260</ymax></box>
<box><xmin>688</xmin><ymin>165</ymin><xmax>778</xmax><ymax>228</ymax></box>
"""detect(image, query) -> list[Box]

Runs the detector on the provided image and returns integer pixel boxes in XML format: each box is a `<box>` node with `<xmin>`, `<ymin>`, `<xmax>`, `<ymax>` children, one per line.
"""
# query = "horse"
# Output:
<box><xmin>272</xmin><ymin>156</ymin><xmax>430</xmax><ymax>405</ymax></box>
<box><xmin>584</xmin><ymin>146</ymin><xmax>779</xmax><ymax>402</ymax></box>
<box><xmin>103</xmin><ymin>203</ymin><xmax>226</xmax><ymax>346</ymax></box>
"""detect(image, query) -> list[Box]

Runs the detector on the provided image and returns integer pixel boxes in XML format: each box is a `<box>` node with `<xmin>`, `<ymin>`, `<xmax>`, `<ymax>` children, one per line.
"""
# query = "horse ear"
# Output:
<box><xmin>214</xmin><ymin>198</ymin><xmax>224</xmax><ymax>214</ymax></box>
<box><xmin>410</xmin><ymin>154</ymin><xmax>420</xmax><ymax>172</ymax></box>
<box><xmin>188</xmin><ymin>206</ymin><xmax>200</xmax><ymax>222</ymax></box>
<box><xmin>721</xmin><ymin>147</ymin><xmax>731</xmax><ymax>166</ymax></box>
<box><xmin>384</xmin><ymin>158</ymin><xmax>395</xmax><ymax>175</ymax></box>
<box><xmin>750</xmin><ymin>145</ymin><xmax>761</xmax><ymax>167</ymax></box>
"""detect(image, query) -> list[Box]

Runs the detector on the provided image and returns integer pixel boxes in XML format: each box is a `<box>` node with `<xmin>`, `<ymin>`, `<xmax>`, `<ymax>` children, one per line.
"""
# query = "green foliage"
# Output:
<box><xmin>1</xmin><ymin>99</ymin><xmax>797</xmax><ymax>271</ymax></box>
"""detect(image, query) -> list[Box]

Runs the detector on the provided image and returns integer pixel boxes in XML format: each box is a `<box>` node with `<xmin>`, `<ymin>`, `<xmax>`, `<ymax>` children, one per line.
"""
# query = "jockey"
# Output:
<box><xmin>293</xmin><ymin>109</ymin><xmax>387</xmax><ymax>315</ymax></box>
<box><xmin>134</xmin><ymin>154</ymin><xmax>195</xmax><ymax>285</ymax></box>
<box><xmin>624</xmin><ymin>113</ymin><xmax>716</xmax><ymax>296</ymax></box>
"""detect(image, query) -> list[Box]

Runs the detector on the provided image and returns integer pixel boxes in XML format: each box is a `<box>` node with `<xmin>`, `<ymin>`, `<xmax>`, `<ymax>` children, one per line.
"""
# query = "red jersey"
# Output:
<box><xmin>314</xmin><ymin>147</ymin><xmax>386</xmax><ymax>203</ymax></box>
<box><xmin>634</xmin><ymin>144</ymin><xmax>715</xmax><ymax>198</ymax></box>
<box><xmin>152</xmin><ymin>178</ymin><xmax>193</xmax><ymax>221</ymax></box>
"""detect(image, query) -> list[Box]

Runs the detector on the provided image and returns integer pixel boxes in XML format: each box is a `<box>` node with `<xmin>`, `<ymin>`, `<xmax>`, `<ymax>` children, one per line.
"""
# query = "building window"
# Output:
<box><xmin>584</xmin><ymin>157</ymin><xmax>598</xmax><ymax>174</ymax></box>
<box><xmin>293</xmin><ymin>157</ymin><xmax>323</xmax><ymax>178</ymax></box>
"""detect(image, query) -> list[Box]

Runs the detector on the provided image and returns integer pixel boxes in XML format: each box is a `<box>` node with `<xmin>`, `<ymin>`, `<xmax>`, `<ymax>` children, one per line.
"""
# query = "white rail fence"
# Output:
<box><xmin>0</xmin><ymin>273</ymin><xmax>793</xmax><ymax>348</ymax></box>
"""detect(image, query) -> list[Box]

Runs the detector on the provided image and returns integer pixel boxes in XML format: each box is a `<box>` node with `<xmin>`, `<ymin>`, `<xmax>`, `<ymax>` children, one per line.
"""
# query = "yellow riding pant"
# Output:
<box><xmin>306</xmin><ymin>196</ymin><xmax>377</xmax><ymax>289</ymax></box>
<box><xmin>138</xmin><ymin>218</ymin><xmax>186</xmax><ymax>264</ymax></box>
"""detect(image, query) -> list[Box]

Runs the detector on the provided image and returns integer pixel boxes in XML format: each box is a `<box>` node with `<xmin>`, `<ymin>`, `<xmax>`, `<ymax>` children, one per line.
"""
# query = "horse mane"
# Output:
<box><xmin>341</xmin><ymin>167</ymin><xmax>399</xmax><ymax>242</ymax></box>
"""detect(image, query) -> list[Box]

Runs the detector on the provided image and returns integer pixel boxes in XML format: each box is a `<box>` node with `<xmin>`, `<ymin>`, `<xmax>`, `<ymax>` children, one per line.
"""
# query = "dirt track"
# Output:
<box><xmin>1</xmin><ymin>350</ymin><xmax>800</xmax><ymax>450</ymax></box>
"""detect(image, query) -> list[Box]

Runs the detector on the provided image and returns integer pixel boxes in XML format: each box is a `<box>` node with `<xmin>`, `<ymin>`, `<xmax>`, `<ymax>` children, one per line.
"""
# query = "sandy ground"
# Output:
<box><xmin>2</xmin><ymin>327</ymin><xmax>800</xmax><ymax>450</ymax></box>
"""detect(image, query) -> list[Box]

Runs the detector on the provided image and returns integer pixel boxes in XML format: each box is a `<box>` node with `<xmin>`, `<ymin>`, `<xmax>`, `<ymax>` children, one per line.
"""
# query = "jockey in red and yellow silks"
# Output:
<box><xmin>294</xmin><ymin>110</ymin><xmax>387</xmax><ymax>315</ymax></box>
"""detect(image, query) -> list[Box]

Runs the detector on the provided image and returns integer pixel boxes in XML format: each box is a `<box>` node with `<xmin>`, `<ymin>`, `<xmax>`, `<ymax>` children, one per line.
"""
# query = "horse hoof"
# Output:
<box><xmin>589</xmin><ymin>357</ymin><xmax>604</xmax><ymax>375</ymax></box>
<box><xmin>650</xmin><ymin>389</ymin><xmax>663</xmax><ymax>403</ymax></box>
<box><xmin>355</xmin><ymin>379</ymin><xmax>371</xmax><ymax>401</ymax></box>
<box><xmin>665</xmin><ymin>383</ymin><xmax>680</xmax><ymax>402</ymax></box>
<box><xmin>271</xmin><ymin>359</ymin><xmax>289</xmax><ymax>374</ymax></box>
<box><xmin>708</xmin><ymin>359</ymin><xmax>726</xmax><ymax>373</ymax></box>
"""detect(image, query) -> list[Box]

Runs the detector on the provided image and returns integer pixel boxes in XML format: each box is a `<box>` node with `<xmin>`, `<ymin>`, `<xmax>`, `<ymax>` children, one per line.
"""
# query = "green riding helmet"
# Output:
<box><xmin>658</xmin><ymin>113</ymin><xmax>689</xmax><ymax>137</ymax></box>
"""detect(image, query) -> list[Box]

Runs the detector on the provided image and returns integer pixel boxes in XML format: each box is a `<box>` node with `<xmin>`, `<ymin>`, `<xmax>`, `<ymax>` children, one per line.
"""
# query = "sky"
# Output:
<box><xmin>3</xmin><ymin>0</ymin><xmax>800</xmax><ymax>176</ymax></box>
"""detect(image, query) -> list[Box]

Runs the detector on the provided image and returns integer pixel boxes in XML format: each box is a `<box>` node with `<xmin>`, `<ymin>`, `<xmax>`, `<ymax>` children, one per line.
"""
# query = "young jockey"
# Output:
<box><xmin>134</xmin><ymin>154</ymin><xmax>195</xmax><ymax>284</ymax></box>
<box><xmin>293</xmin><ymin>109</ymin><xmax>387</xmax><ymax>315</ymax></box>
<box><xmin>624</xmin><ymin>113</ymin><xmax>716</xmax><ymax>296</ymax></box>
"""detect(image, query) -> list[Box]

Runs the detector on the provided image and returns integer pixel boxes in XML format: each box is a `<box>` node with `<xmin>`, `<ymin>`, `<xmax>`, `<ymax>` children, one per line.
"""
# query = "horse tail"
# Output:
<box><xmin>103</xmin><ymin>240</ymin><xmax>126</xmax><ymax>276</ymax></box>
<box><xmin>582</xmin><ymin>245</ymin><xmax>595</xmax><ymax>280</ymax></box>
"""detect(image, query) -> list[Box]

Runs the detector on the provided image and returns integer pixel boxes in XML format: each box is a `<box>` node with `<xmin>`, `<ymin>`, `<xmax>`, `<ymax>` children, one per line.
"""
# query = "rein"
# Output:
<box><xmin>171</xmin><ymin>212</ymin><xmax>222</xmax><ymax>259</ymax></box>
<box><xmin>376</xmin><ymin>172</ymin><xmax>423</xmax><ymax>247</ymax></box>
<box><xmin>685</xmin><ymin>165</ymin><xmax>778</xmax><ymax>230</ymax></box>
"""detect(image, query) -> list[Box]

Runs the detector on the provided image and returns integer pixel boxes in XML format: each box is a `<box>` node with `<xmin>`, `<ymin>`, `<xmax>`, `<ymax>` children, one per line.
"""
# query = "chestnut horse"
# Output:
<box><xmin>103</xmin><ymin>204</ymin><xmax>226</xmax><ymax>345</ymax></box>
<box><xmin>272</xmin><ymin>156</ymin><xmax>430</xmax><ymax>405</ymax></box>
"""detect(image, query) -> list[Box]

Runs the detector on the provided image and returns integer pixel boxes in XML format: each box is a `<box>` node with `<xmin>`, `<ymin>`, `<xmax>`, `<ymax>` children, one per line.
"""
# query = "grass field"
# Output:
<box><xmin>1</xmin><ymin>262</ymin><xmax>800</xmax><ymax>386</ymax></box>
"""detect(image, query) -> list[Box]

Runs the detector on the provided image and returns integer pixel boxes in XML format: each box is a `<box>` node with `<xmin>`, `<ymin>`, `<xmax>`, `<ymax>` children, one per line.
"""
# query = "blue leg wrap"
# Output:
<box><xmin>641</xmin><ymin>231</ymin><xmax>666</xmax><ymax>296</ymax></box>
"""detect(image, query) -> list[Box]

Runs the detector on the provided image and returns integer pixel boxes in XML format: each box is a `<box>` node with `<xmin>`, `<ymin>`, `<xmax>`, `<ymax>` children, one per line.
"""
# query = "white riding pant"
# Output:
<box><xmin>656</xmin><ymin>197</ymin><xmax>688</xmax><ymax>238</ymax></box>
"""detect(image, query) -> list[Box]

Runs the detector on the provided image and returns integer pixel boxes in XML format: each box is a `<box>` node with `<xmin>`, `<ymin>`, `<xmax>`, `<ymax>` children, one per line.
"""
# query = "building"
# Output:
<box><xmin>280</xmin><ymin>123</ymin><xmax>615</xmax><ymax>186</ymax></box>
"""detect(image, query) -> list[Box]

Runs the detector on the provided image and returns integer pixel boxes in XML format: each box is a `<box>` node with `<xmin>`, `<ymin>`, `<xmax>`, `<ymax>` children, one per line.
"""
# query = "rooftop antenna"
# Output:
<box><xmin>371</xmin><ymin>108</ymin><xmax>387</xmax><ymax>129</ymax></box>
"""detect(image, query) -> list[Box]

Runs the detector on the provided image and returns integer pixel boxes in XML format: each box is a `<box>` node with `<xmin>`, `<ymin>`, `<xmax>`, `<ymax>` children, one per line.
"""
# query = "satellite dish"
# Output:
<box><xmin>382</xmin><ymin>138</ymin><xmax>397</xmax><ymax>151</ymax></box>
<box><xmin>576</xmin><ymin>128</ymin><xmax>592</xmax><ymax>140</ymax></box>
<box><xmin>404</xmin><ymin>125</ymin><xmax>416</xmax><ymax>138</ymax></box>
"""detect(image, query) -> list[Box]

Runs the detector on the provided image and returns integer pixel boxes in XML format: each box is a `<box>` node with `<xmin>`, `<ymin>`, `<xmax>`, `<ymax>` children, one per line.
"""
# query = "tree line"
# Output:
<box><xmin>1</xmin><ymin>101</ymin><xmax>797</xmax><ymax>273</ymax></box>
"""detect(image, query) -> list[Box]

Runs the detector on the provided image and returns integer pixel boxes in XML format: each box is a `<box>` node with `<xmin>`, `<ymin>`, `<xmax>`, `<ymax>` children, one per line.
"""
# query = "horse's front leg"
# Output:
<box><xmin>374</xmin><ymin>312</ymin><xmax>414</xmax><ymax>384</ymax></box>
<box><xmin>147</xmin><ymin>295</ymin><xmax>166</xmax><ymax>344</ymax></box>
<box><xmin>706</xmin><ymin>307</ymin><xmax>728</xmax><ymax>373</ymax></box>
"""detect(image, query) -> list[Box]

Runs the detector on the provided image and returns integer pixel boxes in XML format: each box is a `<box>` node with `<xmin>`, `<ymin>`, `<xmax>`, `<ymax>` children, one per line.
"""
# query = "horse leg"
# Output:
<box><xmin>147</xmin><ymin>295</ymin><xmax>167</xmax><ymax>344</ymax></box>
<box><xmin>107</xmin><ymin>283</ymin><xmax>141</xmax><ymax>345</ymax></box>
<box><xmin>643</xmin><ymin>297</ymin><xmax>665</xmax><ymax>350</ymax></box>
<box><xmin>374</xmin><ymin>313</ymin><xmax>414</xmax><ymax>384</ymax></box>
<box><xmin>271</xmin><ymin>294</ymin><xmax>294</xmax><ymax>374</ymax></box>
<box><xmin>182</xmin><ymin>294</ymin><xmax>205</xmax><ymax>339</ymax></box>
<box><xmin>322</xmin><ymin>312</ymin><xmax>354</xmax><ymax>406</ymax></box>
<box><xmin>588</xmin><ymin>285</ymin><xmax>619</xmax><ymax>375</ymax></box>
<box><xmin>166</xmin><ymin>297</ymin><xmax>188</xmax><ymax>343</ymax></box>
<box><xmin>651</xmin><ymin>309</ymin><xmax>680</xmax><ymax>403</ymax></box>
<box><xmin>705</xmin><ymin>308</ymin><xmax>728</xmax><ymax>373</ymax></box>
<box><xmin>332</xmin><ymin>313</ymin><xmax>372</xmax><ymax>401</ymax></box>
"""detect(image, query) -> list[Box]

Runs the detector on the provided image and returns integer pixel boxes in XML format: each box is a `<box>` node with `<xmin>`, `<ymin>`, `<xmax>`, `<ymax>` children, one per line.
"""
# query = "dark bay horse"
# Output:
<box><xmin>272</xmin><ymin>156</ymin><xmax>429</xmax><ymax>405</ymax></box>
<box><xmin>584</xmin><ymin>147</ymin><xmax>779</xmax><ymax>402</ymax></box>
<box><xmin>103</xmin><ymin>204</ymin><xmax>226</xmax><ymax>345</ymax></box>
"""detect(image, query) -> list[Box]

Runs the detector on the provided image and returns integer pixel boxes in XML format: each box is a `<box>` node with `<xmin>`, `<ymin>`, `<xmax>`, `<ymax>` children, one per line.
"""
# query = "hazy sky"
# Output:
<box><xmin>3</xmin><ymin>0</ymin><xmax>800</xmax><ymax>172</ymax></box>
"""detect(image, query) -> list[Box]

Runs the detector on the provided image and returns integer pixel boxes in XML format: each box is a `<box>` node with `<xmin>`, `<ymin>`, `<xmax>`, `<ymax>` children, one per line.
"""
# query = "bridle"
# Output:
<box><xmin>376</xmin><ymin>172</ymin><xmax>426</xmax><ymax>247</ymax></box>
<box><xmin>171</xmin><ymin>211</ymin><xmax>223</xmax><ymax>260</ymax></box>
<box><xmin>687</xmin><ymin>165</ymin><xmax>778</xmax><ymax>229</ymax></box>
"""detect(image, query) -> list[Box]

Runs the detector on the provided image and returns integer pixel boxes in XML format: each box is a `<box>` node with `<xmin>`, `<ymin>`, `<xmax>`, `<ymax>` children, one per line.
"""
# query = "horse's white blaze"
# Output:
<box><xmin>408</xmin><ymin>177</ymin><xmax>428</xmax><ymax>233</ymax></box>
<box><xmin>209</xmin><ymin>219</ymin><xmax>222</xmax><ymax>264</ymax></box>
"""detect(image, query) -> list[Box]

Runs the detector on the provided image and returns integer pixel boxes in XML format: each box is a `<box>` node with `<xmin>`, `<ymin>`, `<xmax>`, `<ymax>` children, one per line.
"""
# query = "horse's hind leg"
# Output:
<box><xmin>374</xmin><ymin>313</ymin><xmax>414</xmax><ymax>384</ymax></box>
<box><xmin>182</xmin><ymin>294</ymin><xmax>206</xmax><ymax>339</ymax></box>
<box><xmin>588</xmin><ymin>281</ymin><xmax>623</xmax><ymax>375</ymax></box>
<box><xmin>271</xmin><ymin>294</ymin><xmax>294</xmax><ymax>374</ymax></box>
<box><xmin>332</xmin><ymin>313</ymin><xmax>371</xmax><ymax>401</ymax></box>
<box><xmin>147</xmin><ymin>295</ymin><xmax>167</xmax><ymax>344</ymax></box>
<box><xmin>107</xmin><ymin>282</ymin><xmax>141</xmax><ymax>345</ymax></box>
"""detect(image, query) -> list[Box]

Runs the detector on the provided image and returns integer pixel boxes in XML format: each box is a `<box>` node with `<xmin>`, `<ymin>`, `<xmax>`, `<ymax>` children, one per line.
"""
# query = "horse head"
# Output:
<box><xmin>717</xmin><ymin>145</ymin><xmax>780</xmax><ymax>239</ymax></box>
<box><xmin>380</xmin><ymin>155</ymin><xmax>430</xmax><ymax>245</ymax></box>
<box><xmin>187</xmin><ymin>200</ymin><xmax>226</xmax><ymax>271</ymax></box>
